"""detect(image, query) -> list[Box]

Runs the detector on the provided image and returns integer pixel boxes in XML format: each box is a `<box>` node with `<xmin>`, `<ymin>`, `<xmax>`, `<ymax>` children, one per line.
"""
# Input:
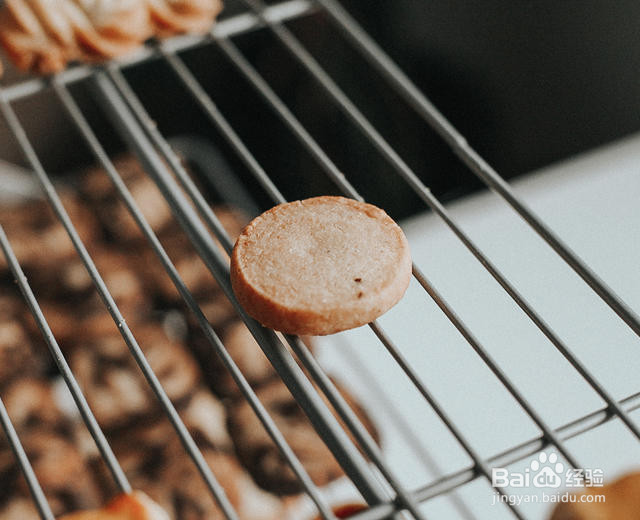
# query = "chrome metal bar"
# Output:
<box><xmin>157</xmin><ymin>47</ymin><xmax>287</xmax><ymax>203</ymax></box>
<box><xmin>106</xmin><ymin>66</ymin><xmax>234</xmax><ymax>257</ymax></box>
<box><xmin>216</xmin><ymin>35</ymin><xmax>362</xmax><ymax>200</ymax></box>
<box><xmin>241</xmin><ymin>0</ymin><xmax>640</xmax><ymax>443</ymax></box>
<box><xmin>366</xmin><ymin>323</ymin><xmax>516</xmax><ymax>518</ymax></box>
<box><xmin>52</xmin><ymin>78</ymin><xmax>337</xmax><ymax>520</ymax></box>
<box><xmin>411</xmin><ymin>266</ymin><xmax>581</xmax><ymax>470</ymax></box>
<box><xmin>113</xmin><ymin>25</ymin><xmax>583</xmax><ymax>516</ymax></box>
<box><xmin>151</xmin><ymin>32</ymin><xmax>563</xmax><ymax>518</ymax></box>
<box><xmin>90</xmin><ymin>70</ymin><xmax>389</xmax><ymax>507</ymax></box>
<box><xmin>0</xmin><ymin>248</ymin><xmax>55</xmax><ymax>520</ymax></box>
<box><xmin>0</xmin><ymin>403</ymin><xmax>53</xmax><ymax>520</ymax></box>
<box><xmin>142</xmin><ymin>43</ymin><xmax>442</xmax><ymax>520</ymax></box>
<box><xmin>315</xmin><ymin>0</ymin><xmax>640</xmax><ymax>339</ymax></box>
<box><xmin>349</xmin><ymin>390</ymin><xmax>640</xmax><ymax>520</ymax></box>
<box><xmin>285</xmin><ymin>334</ymin><xmax>436</xmax><ymax>520</ymax></box>
<box><xmin>335</xmin><ymin>340</ymin><xmax>478</xmax><ymax>520</ymax></box>
<box><xmin>0</xmin><ymin>0</ymin><xmax>317</xmax><ymax>103</ymax></box>
<box><xmin>0</xmin><ymin>2</ymin><xmax>632</xmax><ymax>519</ymax></box>
<box><xmin>212</xmin><ymin>31</ymin><xmax>582</xmax><ymax>474</ymax></box>
<box><xmin>0</xmin><ymin>87</ymin><xmax>240</xmax><ymax>520</ymax></box>
<box><xmin>111</xmin><ymin>48</ymin><xmax>425</xmax><ymax>520</ymax></box>
<box><xmin>0</xmin><ymin>218</ymin><xmax>131</xmax><ymax>494</ymax></box>
<box><xmin>106</xmin><ymin>57</ymin><xmax>447</xmax><ymax>520</ymax></box>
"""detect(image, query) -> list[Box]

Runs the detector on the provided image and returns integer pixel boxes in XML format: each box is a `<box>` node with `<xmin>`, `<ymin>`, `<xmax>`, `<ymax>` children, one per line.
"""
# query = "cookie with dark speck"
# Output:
<box><xmin>230</xmin><ymin>196</ymin><xmax>411</xmax><ymax>335</ymax></box>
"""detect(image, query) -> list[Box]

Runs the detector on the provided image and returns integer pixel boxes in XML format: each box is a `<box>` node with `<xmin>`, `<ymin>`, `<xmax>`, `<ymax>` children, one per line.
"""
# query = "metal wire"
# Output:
<box><xmin>334</xmin><ymin>338</ymin><xmax>478</xmax><ymax>520</ymax></box>
<box><xmin>111</xmin><ymin>63</ymin><xmax>406</xmax><ymax>513</ymax></box>
<box><xmin>0</xmin><ymin>87</ymin><xmax>240</xmax><ymax>520</ymax></box>
<box><xmin>0</xmin><ymin>0</ymin><xmax>317</xmax><ymax>103</ymax></box>
<box><xmin>210</xmin><ymin>26</ymin><xmax>583</xmax><ymax>477</ymax></box>
<box><xmin>106</xmin><ymin>65</ymin><xmax>235</xmax><ymax>258</ymax></box>
<box><xmin>108</xmin><ymin>48</ymin><xmax>429</xmax><ymax>519</ymax></box>
<box><xmin>123</xmin><ymin>30</ymin><xmax>537</xmax><ymax>518</ymax></box>
<box><xmin>0</xmin><ymin>221</ymin><xmax>131</xmax><ymax>494</ymax></box>
<box><xmin>108</xmin><ymin>49</ymin><xmax>428</xmax><ymax>518</ymax></box>
<box><xmin>51</xmin><ymin>77</ymin><xmax>337</xmax><ymax>520</ymax></box>
<box><xmin>89</xmin><ymin>70</ymin><xmax>390</xmax><ymax>508</ymax></box>
<box><xmin>347</xmin><ymin>387</ymin><xmax>640</xmax><ymax>520</ymax></box>
<box><xmin>0</xmin><ymin>1</ymin><xmax>637</xmax><ymax>519</ymax></box>
<box><xmin>314</xmin><ymin>0</ymin><xmax>640</xmax><ymax>339</ymax></box>
<box><xmin>0</xmin><ymin>240</ymin><xmax>55</xmax><ymax>520</ymax></box>
<box><xmin>0</xmin><ymin>397</ymin><xmax>54</xmax><ymax>520</ymax></box>
<box><xmin>114</xmin><ymin>29</ymin><xmax>477</xmax><ymax>517</ymax></box>
<box><xmin>111</xmin><ymin>24</ymin><xmax>612</xmax><ymax>517</ymax></box>
<box><xmin>241</xmin><ymin>0</ymin><xmax>640</xmax><ymax>444</ymax></box>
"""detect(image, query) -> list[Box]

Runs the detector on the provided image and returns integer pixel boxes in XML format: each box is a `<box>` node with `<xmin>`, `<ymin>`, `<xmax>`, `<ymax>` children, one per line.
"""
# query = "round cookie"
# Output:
<box><xmin>230</xmin><ymin>196</ymin><xmax>412</xmax><ymax>335</ymax></box>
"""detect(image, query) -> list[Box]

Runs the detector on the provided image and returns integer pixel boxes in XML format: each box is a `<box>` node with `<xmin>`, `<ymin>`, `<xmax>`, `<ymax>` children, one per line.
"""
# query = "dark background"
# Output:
<box><xmin>2</xmin><ymin>1</ymin><xmax>640</xmax><ymax>220</ymax></box>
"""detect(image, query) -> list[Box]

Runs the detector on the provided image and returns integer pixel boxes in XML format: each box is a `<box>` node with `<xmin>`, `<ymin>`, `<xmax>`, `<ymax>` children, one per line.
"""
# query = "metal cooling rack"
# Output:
<box><xmin>0</xmin><ymin>1</ymin><xmax>639</xmax><ymax>519</ymax></box>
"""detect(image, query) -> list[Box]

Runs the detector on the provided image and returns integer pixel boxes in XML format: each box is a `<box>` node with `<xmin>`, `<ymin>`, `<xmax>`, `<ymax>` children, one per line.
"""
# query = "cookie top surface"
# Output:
<box><xmin>230</xmin><ymin>196</ymin><xmax>412</xmax><ymax>335</ymax></box>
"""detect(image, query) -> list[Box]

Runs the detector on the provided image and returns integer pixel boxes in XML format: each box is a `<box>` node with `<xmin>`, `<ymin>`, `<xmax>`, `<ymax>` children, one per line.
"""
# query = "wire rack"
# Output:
<box><xmin>0</xmin><ymin>1</ymin><xmax>639</xmax><ymax>519</ymax></box>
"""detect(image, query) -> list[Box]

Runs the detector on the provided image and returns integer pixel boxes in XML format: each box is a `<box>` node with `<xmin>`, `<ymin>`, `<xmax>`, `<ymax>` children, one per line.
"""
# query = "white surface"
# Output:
<box><xmin>317</xmin><ymin>132</ymin><xmax>640</xmax><ymax>519</ymax></box>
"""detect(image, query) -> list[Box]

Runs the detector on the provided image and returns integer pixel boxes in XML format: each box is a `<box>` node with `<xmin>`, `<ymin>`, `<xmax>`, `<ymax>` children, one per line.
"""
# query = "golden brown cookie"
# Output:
<box><xmin>230</xmin><ymin>196</ymin><xmax>412</xmax><ymax>335</ymax></box>
<box><xmin>146</xmin><ymin>0</ymin><xmax>223</xmax><ymax>37</ymax></box>
<box><xmin>549</xmin><ymin>471</ymin><xmax>640</xmax><ymax>519</ymax></box>
<box><xmin>0</xmin><ymin>0</ymin><xmax>222</xmax><ymax>75</ymax></box>
<box><xmin>57</xmin><ymin>491</ymin><xmax>169</xmax><ymax>520</ymax></box>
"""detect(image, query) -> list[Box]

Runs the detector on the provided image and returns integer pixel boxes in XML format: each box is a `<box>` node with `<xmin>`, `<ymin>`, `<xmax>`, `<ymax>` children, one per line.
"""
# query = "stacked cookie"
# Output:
<box><xmin>0</xmin><ymin>0</ymin><xmax>224</xmax><ymax>76</ymax></box>
<box><xmin>0</xmin><ymin>155</ymin><xmax>378</xmax><ymax>518</ymax></box>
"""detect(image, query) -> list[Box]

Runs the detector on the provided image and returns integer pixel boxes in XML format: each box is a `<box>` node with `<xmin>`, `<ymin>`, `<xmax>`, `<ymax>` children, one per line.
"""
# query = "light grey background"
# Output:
<box><xmin>315</xmin><ymin>131</ymin><xmax>640</xmax><ymax>519</ymax></box>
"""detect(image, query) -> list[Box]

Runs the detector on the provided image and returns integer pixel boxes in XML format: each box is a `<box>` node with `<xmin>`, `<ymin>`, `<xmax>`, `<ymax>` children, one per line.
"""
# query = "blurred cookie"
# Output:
<box><xmin>81</xmin><ymin>155</ymin><xmax>173</xmax><ymax>244</ymax></box>
<box><xmin>58</xmin><ymin>491</ymin><xmax>169</xmax><ymax>520</ymax></box>
<box><xmin>0</xmin><ymin>378</ymin><xmax>63</xmax><ymax>433</ymax></box>
<box><xmin>17</xmin><ymin>431</ymin><xmax>102</xmax><ymax>516</ymax></box>
<box><xmin>0</xmin><ymin>497</ymin><xmax>40</xmax><ymax>520</ymax></box>
<box><xmin>181</xmin><ymin>388</ymin><xmax>233</xmax><ymax>451</ymax></box>
<box><xmin>21</xmin><ymin>303</ymin><xmax>120</xmax><ymax>355</ymax></box>
<box><xmin>101</xmin><ymin>398</ymin><xmax>284</xmax><ymax>520</ymax></box>
<box><xmin>228</xmin><ymin>378</ymin><xmax>379</xmax><ymax>495</ymax></box>
<box><xmin>0</xmin><ymin>0</ymin><xmax>153</xmax><ymax>75</ymax></box>
<box><xmin>0</xmin><ymin>379</ymin><xmax>100</xmax><ymax>517</ymax></box>
<box><xmin>70</xmin><ymin>323</ymin><xmax>200</xmax><ymax>430</ymax></box>
<box><xmin>170</xmin><ymin>450</ymin><xmax>284</xmax><ymax>520</ymax></box>
<box><xmin>0</xmin><ymin>378</ymin><xmax>65</xmax><ymax>491</ymax></box>
<box><xmin>0</xmin><ymin>191</ymin><xmax>99</xmax><ymax>274</ymax></box>
<box><xmin>192</xmin><ymin>319</ymin><xmax>315</xmax><ymax>398</ymax></box>
<box><xmin>189</xmin><ymin>320</ymin><xmax>272</xmax><ymax>398</ymax></box>
<box><xmin>148</xmin><ymin>0</ymin><xmax>223</xmax><ymax>37</ymax></box>
<box><xmin>141</xmin><ymin>206</ymin><xmax>249</xmax><ymax>305</ymax></box>
<box><xmin>193</xmin><ymin>293</ymin><xmax>238</xmax><ymax>331</ymax></box>
<box><xmin>0</xmin><ymin>293</ymin><xmax>45</xmax><ymax>387</ymax></box>
<box><xmin>549</xmin><ymin>471</ymin><xmax>640</xmax><ymax>520</ymax></box>
<box><xmin>26</xmin><ymin>247</ymin><xmax>149</xmax><ymax>315</ymax></box>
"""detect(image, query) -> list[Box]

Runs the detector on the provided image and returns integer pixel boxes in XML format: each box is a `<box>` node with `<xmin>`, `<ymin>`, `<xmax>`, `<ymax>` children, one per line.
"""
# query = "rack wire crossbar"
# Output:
<box><xmin>0</xmin><ymin>1</ymin><xmax>638</xmax><ymax>520</ymax></box>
